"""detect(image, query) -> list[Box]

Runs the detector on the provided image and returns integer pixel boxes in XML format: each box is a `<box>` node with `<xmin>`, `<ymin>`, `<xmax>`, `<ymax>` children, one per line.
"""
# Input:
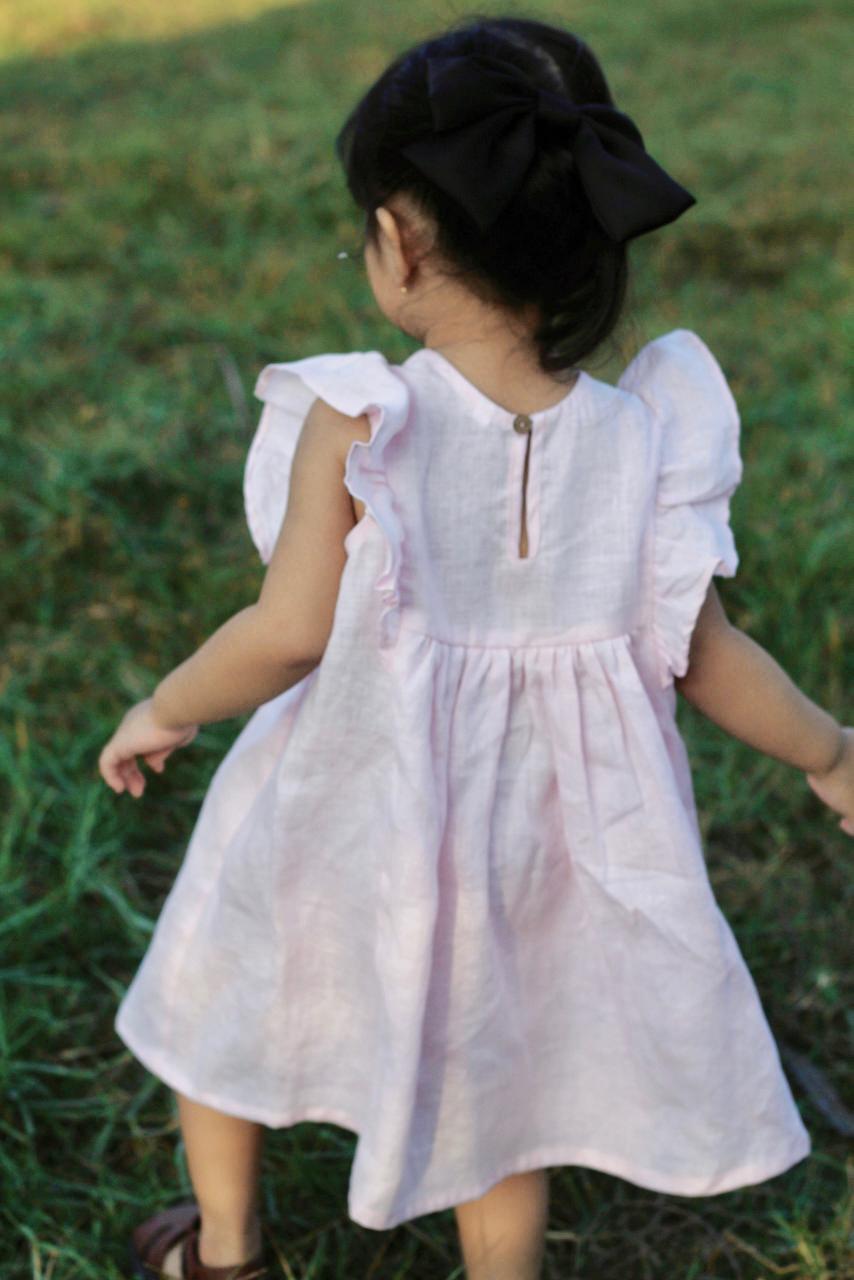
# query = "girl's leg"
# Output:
<box><xmin>453</xmin><ymin>1168</ymin><xmax>549</xmax><ymax>1280</ymax></box>
<box><xmin>160</xmin><ymin>1090</ymin><xmax>266</xmax><ymax>1277</ymax></box>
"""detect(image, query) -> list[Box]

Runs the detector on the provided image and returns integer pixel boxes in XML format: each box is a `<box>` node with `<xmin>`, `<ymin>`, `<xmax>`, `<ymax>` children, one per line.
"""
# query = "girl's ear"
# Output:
<box><xmin>374</xmin><ymin>204</ymin><xmax>413</xmax><ymax>282</ymax></box>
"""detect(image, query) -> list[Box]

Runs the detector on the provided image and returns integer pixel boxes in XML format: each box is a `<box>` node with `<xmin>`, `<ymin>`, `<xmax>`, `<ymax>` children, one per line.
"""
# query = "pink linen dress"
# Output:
<box><xmin>115</xmin><ymin>328</ymin><xmax>811</xmax><ymax>1231</ymax></box>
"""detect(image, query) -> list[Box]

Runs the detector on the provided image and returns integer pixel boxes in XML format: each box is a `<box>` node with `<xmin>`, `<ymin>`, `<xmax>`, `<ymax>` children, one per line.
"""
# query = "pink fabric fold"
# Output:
<box><xmin>618</xmin><ymin>327</ymin><xmax>743</xmax><ymax>687</ymax></box>
<box><xmin>247</xmin><ymin>351</ymin><xmax>411</xmax><ymax>647</ymax></box>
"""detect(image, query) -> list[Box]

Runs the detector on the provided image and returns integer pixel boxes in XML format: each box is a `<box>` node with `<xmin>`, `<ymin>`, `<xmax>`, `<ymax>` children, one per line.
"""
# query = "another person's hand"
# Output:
<box><xmin>98</xmin><ymin>698</ymin><xmax>198</xmax><ymax>798</ymax></box>
<box><xmin>805</xmin><ymin>726</ymin><xmax>854</xmax><ymax>836</ymax></box>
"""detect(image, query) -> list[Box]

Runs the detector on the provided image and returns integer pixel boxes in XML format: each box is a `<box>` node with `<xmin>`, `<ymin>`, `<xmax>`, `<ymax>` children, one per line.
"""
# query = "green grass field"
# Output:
<box><xmin>1</xmin><ymin>0</ymin><xmax>852</xmax><ymax>1276</ymax></box>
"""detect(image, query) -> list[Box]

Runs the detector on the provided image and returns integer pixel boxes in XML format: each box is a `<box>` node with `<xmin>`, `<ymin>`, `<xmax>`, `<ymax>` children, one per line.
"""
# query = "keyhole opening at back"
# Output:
<box><xmin>513</xmin><ymin>414</ymin><xmax>533</xmax><ymax>559</ymax></box>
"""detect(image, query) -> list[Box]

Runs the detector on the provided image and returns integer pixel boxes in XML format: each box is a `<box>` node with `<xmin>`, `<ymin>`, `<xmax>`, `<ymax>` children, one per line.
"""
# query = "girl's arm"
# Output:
<box><xmin>673</xmin><ymin>583</ymin><xmax>844</xmax><ymax>775</ymax></box>
<box><xmin>674</xmin><ymin>583</ymin><xmax>853</xmax><ymax>834</ymax></box>
<box><xmin>151</xmin><ymin>605</ymin><xmax>320</xmax><ymax>729</ymax></box>
<box><xmin>99</xmin><ymin>397</ymin><xmax>366</xmax><ymax>797</ymax></box>
<box><xmin>151</xmin><ymin>396</ymin><xmax>368</xmax><ymax>730</ymax></box>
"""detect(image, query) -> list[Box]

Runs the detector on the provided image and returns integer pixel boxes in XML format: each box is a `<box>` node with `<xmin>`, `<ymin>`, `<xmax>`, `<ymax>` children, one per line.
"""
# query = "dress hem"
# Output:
<box><xmin>115</xmin><ymin>1014</ymin><xmax>812</xmax><ymax>1232</ymax></box>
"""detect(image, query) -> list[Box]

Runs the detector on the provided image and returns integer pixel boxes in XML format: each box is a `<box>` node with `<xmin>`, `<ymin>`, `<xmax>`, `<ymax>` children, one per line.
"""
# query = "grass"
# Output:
<box><xmin>1</xmin><ymin>0</ymin><xmax>852</xmax><ymax>1276</ymax></box>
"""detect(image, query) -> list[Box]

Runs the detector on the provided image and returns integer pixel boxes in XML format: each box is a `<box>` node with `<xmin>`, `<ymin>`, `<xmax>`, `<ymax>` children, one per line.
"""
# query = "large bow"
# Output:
<box><xmin>400</xmin><ymin>52</ymin><xmax>696</xmax><ymax>239</ymax></box>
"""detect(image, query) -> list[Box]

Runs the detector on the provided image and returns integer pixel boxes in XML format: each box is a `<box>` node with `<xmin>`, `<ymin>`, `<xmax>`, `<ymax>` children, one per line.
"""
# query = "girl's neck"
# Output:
<box><xmin>398</xmin><ymin>243</ymin><xmax>578</xmax><ymax>414</ymax></box>
<box><xmin>421</xmin><ymin>330</ymin><xmax>578</xmax><ymax>416</ymax></box>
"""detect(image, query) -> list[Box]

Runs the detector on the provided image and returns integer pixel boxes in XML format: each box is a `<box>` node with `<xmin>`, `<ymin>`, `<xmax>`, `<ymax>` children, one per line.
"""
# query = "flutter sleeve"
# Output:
<box><xmin>244</xmin><ymin>350</ymin><xmax>411</xmax><ymax>647</ymax></box>
<box><xmin>618</xmin><ymin>329</ymin><xmax>744</xmax><ymax>689</ymax></box>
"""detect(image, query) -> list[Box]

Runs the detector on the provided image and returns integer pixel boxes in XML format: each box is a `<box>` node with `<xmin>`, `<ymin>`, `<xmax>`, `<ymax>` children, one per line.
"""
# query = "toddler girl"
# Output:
<box><xmin>99</xmin><ymin>14</ymin><xmax>853</xmax><ymax>1280</ymax></box>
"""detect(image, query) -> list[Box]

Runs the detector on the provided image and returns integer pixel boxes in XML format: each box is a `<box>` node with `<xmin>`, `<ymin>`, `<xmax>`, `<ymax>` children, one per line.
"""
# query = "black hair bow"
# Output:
<box><xmin>400</xmin><ymin>52</ymin><xmax>697</xmax><ymax>239</ymax></box>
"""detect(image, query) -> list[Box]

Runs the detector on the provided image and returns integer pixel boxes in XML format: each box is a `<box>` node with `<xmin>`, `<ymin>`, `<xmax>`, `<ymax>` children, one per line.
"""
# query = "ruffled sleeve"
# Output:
<box><xmin>618</xmin><ymin>329</ymin><xmax>744</xmax><ymax>689</ymax></box>
<box><xmin>245</xmin><ymin>350</ymin><xmax>411</xmax><ymax>648</ymax></box>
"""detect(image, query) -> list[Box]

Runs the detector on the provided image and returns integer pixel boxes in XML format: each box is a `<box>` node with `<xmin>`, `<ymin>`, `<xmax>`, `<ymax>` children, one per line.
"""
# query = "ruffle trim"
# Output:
<box><xmin>246</xmin><ymin>351</ymin><xmax>411</xmax><ymax>649</ymax></box>
<box><xmin>343</xmin><ymin>397</ymin><xmax>409</xmax><ymax>649</ymax></box>
<box><xmin>618</xmin><ymin>329</ymin><xmax>743</xmax><ymax>689</ymax></box>
<box><xmin>653</xmin><ymin>497</ymin><xmax>739</xmax><ymax>687</ymax></box>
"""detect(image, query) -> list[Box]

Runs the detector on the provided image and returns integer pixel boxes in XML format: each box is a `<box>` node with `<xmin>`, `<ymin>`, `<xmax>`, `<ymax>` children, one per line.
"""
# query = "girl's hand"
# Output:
<box><xmin>805</xmin><ymin>726</ymin><xmax>854</xmax><ymax>837</ymax></box>
<box><xmin>98</xmin><ymin>698</ymin><xmax>199</xmax><ymax>798</ymax></box>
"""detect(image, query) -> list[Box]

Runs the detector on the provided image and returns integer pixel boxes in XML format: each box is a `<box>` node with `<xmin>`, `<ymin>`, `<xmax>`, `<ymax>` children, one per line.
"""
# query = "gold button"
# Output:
<box><xmin>513</xmin><ymin>414</ymin><xmax>533</xmax><ymax>433</ymax></box>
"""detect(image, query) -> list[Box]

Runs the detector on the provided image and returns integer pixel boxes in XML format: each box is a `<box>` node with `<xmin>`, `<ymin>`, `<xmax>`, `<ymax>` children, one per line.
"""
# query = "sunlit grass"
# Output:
<box><xmin>0</xmin><ymin>0</ymin><xmax>307</xmax><ymax>61</ymax></box>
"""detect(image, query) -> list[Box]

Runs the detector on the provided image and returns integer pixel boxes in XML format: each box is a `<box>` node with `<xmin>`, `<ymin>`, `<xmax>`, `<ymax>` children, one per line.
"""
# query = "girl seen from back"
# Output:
<box><xmin>98</xmin><ymin>14</ymin><xmax>853</xmax><ymax>1280</ymax></box>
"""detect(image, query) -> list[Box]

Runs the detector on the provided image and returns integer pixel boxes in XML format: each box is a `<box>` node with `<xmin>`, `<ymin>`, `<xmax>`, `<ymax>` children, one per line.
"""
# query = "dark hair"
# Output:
<box><xmin>335</xmin><ymin>14</ymin><xmax>632</xmax><ymax>376</ymax></box>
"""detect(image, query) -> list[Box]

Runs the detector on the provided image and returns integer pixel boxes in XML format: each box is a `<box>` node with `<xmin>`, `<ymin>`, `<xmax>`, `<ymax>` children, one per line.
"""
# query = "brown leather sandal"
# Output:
<box><xmin>129</xmin><ymin>1202</ymin><xmax>270</xmax><ymax>1280</ymax></box>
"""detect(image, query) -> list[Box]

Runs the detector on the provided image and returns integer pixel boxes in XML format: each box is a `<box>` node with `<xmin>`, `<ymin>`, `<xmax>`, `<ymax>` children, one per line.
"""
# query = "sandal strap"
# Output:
<box><xmin>132</xmin><ymin>1203</ymin><xmax>201</xmax><ymax>1271</ymax></box>
<box><xmin>182</xmin><ymin>1227</ymin><xmax>268</xmax><ymax>1280</ymax></box>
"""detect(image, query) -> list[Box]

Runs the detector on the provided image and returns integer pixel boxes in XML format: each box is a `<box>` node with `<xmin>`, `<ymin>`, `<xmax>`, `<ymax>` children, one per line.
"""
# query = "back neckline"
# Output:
<box><xmin>405</xmin><ymin>346</ymin><xmax>590</xmax><ymax>426</ymax></box>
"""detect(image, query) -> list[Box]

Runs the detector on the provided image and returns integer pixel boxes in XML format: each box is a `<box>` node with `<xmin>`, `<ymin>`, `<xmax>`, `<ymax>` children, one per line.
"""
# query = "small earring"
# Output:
<box><xmin>400</xmin><ymin>285</ymin><xmax>408</xmax><ymax>294</ymax></box>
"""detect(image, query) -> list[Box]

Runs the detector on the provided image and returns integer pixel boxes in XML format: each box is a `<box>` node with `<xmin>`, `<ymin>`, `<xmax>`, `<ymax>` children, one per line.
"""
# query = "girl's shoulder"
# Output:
<box><xmin>617</xmin><ymin>328</ymin><xmax>743</xmax><ymax>498</ymax></box>
<box><xmin>246</xmin><ymin>349</ymin><xmax>412</xmax><ymax>566</ymax></box>
<box><xmin>254</xmin><ymin>348</ymin><xmax>409</xmax><ymax>417</ymax></box>
<box><xmin>617</xmin><ymin>328</ymin><xmax>740</xmax><ymax>427</ymax></box>
<box><xmin>623</xmin><ymin>330</ymin><xmax>745</xmax><ymax>690</ymax></box>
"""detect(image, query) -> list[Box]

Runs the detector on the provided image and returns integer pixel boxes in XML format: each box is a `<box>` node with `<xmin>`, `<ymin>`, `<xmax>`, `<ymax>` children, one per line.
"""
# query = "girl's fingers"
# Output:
<box><xmin>120</xmin><ymin>759</ymin><xmax>145</xmax><ymax>797</ymax></box>
<box><xmin>144</xmin><ymin>747</ymin><xmax>172</xmax><ymax>772</ymax></box>
<box><xmin>99</xmin><ymin>747</ymin><xmax>125</xmax><ymax>793</ymax></box>
<box><xmin>100</xmin><ymin>744</ymin><xmax>175</xmax><ymax>794</ymax></box>
<box><xmin>98</xmin><ymin>701</ymin><xmax>200</xmax><ymax>796</ymax></box>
